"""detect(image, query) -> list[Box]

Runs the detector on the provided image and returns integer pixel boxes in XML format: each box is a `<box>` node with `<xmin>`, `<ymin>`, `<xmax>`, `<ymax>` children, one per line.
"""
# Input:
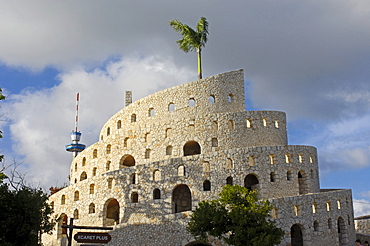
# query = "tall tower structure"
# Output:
<box><xmin>65</xmin><ymin>93</ymin><xmax>86</xmax><ymax>157</ymax></box>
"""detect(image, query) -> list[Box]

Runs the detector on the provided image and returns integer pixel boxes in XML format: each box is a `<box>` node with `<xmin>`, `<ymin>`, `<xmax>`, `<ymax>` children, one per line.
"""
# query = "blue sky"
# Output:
<box><xmin>0</xmin><ymin>0</ymin><xmax>370</xmax><ymax>216</ymax></box>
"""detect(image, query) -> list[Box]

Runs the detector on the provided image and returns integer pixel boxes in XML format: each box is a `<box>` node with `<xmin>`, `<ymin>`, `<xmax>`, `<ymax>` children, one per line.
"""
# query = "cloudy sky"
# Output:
<box><xmin>0</xmin><ymin>1</ymin><xmax>369</xmax><ymax>216</ymax></box>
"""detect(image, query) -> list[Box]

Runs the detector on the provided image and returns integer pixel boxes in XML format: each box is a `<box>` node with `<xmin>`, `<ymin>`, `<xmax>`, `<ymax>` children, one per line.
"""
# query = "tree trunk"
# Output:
<box><xmin>197</xmin><ymin>48</ymin><xmax>202</xmax><ymax>79</ymax></box>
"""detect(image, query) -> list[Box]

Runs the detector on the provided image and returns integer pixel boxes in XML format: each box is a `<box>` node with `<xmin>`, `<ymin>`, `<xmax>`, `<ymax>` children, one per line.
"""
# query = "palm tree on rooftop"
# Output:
<box><xmin>169</xmin><ymin>17</ymin><xmax>209</xmax><ymax>80</ymax></box>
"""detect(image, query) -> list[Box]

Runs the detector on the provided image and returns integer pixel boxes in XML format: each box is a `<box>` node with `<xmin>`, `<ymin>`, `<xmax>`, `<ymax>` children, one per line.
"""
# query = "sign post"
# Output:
<box><xmin>62</xmin><ymin>218</ymin><xmax>113</xmax><ymax>246</ymax></box>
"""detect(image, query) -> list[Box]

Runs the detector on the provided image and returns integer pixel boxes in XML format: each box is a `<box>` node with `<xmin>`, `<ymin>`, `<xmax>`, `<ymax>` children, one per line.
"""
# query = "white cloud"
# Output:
<box><xmin>3</xmin><ymin>55</ymin><xmax>192</xmax><ymax>189</ymax></box>
<box><xmin>353</xmin><ymin>199</ymin><xmax>370</xmax><ymax>218</ymax></box>
<box><xmin>0</xmin><ymin>0</ymin><xmax>369</xmax><ymax>217</ymax></box>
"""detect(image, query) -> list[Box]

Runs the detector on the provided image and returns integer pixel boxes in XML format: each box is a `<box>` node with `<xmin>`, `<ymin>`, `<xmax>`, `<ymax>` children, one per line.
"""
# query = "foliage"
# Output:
<box><xmin>0</xmin><ymin>183</ymin><xmax>55</xmax><ymax>245</ymax></box>
<box><xmin>0</xmin><ymin>88</ymin><xmax>55</xmax><ymax>245</ymax></box>
<box><xmin>169</xmin><ymin>17</ymin><xmax>209</xmax><ymax>79</ymax></box>
<box><xmin>187</xmin><ymin>185</ymin><xmax>284</xmax><ymax>246</ymax></box>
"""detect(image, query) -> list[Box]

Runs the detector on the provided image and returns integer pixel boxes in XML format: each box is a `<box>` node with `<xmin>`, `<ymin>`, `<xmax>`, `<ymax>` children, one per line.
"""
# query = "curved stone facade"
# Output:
<box><xmin>43</xmin><ymin>69</ymin><xmax>356</xmax><ymax>246</ymax></box>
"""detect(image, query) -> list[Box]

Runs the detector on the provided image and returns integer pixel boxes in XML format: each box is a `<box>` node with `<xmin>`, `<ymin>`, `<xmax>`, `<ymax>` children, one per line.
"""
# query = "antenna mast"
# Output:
<box><xmin>65</xmin><ymin>93</ymin><xmax>86</xmax><ymax>157</ymax></box>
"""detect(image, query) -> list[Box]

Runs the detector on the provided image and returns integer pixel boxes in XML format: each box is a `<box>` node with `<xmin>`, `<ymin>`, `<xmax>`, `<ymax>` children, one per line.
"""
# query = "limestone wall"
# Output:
<box><xmin>43</xmin><ymin>69</ymin><xmax>356</xmax><ymax>246</ymax></box>
<box><xmin>272</xmin><ymin>189</ymin><xmax>355</xmax><ymax>246</ymax></box>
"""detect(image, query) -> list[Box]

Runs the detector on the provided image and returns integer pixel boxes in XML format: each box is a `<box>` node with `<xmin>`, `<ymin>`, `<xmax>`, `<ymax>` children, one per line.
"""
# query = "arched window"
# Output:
<box><xmin>287</xmin><ymin>171</ymin><xmax>292</xmax><ymax>181</ymax></box>
<box><xmin>299</xmin><ymin>153</ymin><xmax>303</xmax><ymax>163</ymax></box>
<box><xmin>263</xmin><ymin>117</ymin><xmax>268</xmax><ymax>127</ymax></box>
<box><xmin>226</xmin><ymin>176</ymin><xmax>233</xmax><ymax>185</ymax></box>
<box><xmin>337</xmin><ymin>199</ymin><xmax>341</xmax><ymax>209</ymax></box>
<box><xmin>212</xmin><ymin>121</ymin><xmax>218</xmax><ymax>131</ymax></box>
<box><xmin>188</xmin><ymin>124</ymin><xmax>195</xmax><ymax>133</ymax></box>
<box><xmin>117</xmin><ymin>120</ymin><xmax>122</xmax><ymax>129</ymax></box>
<box><xmin>244</xmin><ymin>174</ymin><xmax>259</xmax><ymax>191</ymax></box>
<box><xmin>145</xmin><ymin>132</ymin><xmax>151</xmax><ymax>142</ymax></box>
<box><xmin>294</xmin><ymin>205</ymin><xmax>299</xmax><ymax>216</ymax></box>
<box><xmin>269</xmin><ymin>154</ymin><xmax>275</xmax><ymax>164</ymax></box>
<box><xmin>227</xmin><ymin>94</ymin><xmax>233</xmax><ymax>102</ymax></box>
<box><xmin>166</xmin><ymin>146</ymin><xmax>173</xmax><ymax>155</ymax></box>
<box><xmin>310</xmin><ymin>169</ymin><xmax>314</xmax><ymax>179</ymax></box>
<box><xmin>89</xmin><ymin>184</ymin><xmax>95</xmax><ymax>194</ymax></box>
<box><xmin>131</xmin><ymin>113</ymin><xmax>136</xmax><ymax>123</ymax></box>
<box><xmin>107</xmin><ymin>127</ymin><xmax>110</xmax><ymax>136</ymax></box>
<box><xmin>73</xmin><ymin>209</ymin><xmax>79</xmax><ymax>219</ymax></box>
<box><xmin>131</xmin><ymin>192</ymin><xmax>138</xmax><ymax>203</ymax></box>
<box><xmin>313</xmin><ymin>220</ymin><xmax>319</xmax><ymax>232</ymax></box>
<box><xmin>120</xmin><ymin>155</ymin><xmax>135</xmax><ymax>168</ymax></box>
<box><xmin>123</xmin><ymin>137</ymin><xmax>129</xmax><ymax>147</ymax></box>
<box><xmin>108</xmin><ymin>177</ymin><xmax>113</xmax><ymax>189</ymax></box>
<box><xmin>105</xmin><ymin>199</ymin><xmax>119</xmax><ymax>226</ymax></box>
<box><xmin>309</xmin><ymin>154</ymin><xmax>313</xmax><ymax>163</ymax></box>
<box><xmin>106</xmin><ymin>144</ymin><xmax>111</xmax><ymax>154</ymax></box>
<box><xmin>298</xmin><ymin>171</ymin><xmax>306</xmax><ymax>195</ymax></box>
<box><xmin>326</xmin><ymin>201</ymin><xmax>331</xmax><ymax>211</ymax></box>
<box><xmin>80</xmin><ymin>172</ymin><xmax>87</xmax><ymax>181</ymax></box>
<box><xmin>211</xmin><ymin>138</ymin><xmax>218</xmax><ymax>147</ymax></box>
<box><xmin>145</xmin><ymin>149</ymin><xmax>151</xmax><ymax>159</ymax></box>
<box><xmin>74</xmin><ymin>163</ymin><xmax>77</xmax><ymax>172</ymax></box>
<box><xmin>130</xmin><ymin>173</ymin><xmax>136</xmax><ymax>184</ymax></box>
<box><xmin>92</xmin><ymin>167</ymin><xmax>97</xmax><ymax>176</ymax></box>
<box><xmin>153</xmin><ymin>170</ymin><xmax>161</xmax><ymax>181</ymax></box>
<box><xmin>188</xmin><ymin>98</ymin><xmax>196</xmax><ymax>107</ymax></box>
<box><xmin>203</xmin><ymin>180</ymin><xmax>211</xmax><ymax>191</ymax></box>
<box><xmin>82</xmin><ymin>157</ymin><xmax>86</xmax><ymax>166</ymax></box>
<box><xmin>228</xmin><ymin>120</ymin><xmax>234</xmax><ymax>130</ymax></box>
<box><xmin>328</xmin><ymin>218</ymin><xmax>332</xmax><ymax>229</ymax></box>
<box><xmin>89</xmin><ymin>203</ymin><xmax>95</xmax><ymax>214</ymax></box>
<box><xmin>165</xmin><ymin>128</ymin><xmax>173</xmax><ymax>138</ymax></box>
<box><xmin>178</xmin><ymin>165</ymin><xmax>185</xmax><ymax>176</ymax></box>
<box><xmin>275</xmin><ymin>119</ymin><xmax>279</xmax><ymax>128</ymax></box>
<box><xmin>247</xmin><ymin>118</ymin><xmax>252</xmax><ymax>128</ymax></box>
<box><xmin>106</xmin><ymin>161</ymin><xmax>111</xmax><ymax>171</ymax></box>
<box><xmin>285</xmin><ymin>153</ymin><xmax>291</xmax><ymax>163</ymax></box>
<box><xmin>312</xmin><ymin>202</ymin><xmax>317</xmax><ymax>213</ymax></box>
<box><xmin>148</xmin><ymin>108</ymin><xmax>155</xmax><ymax>117</ymax></box>
<box><xmin>183</xmin><ymin>141</ymin><xmax>201</xmax><ymax>156</ymax></box>
<box><xmin>270</xmin><ymin>172</ymin><xmax>276</xmax><ymax>182</ymax></box>
<box><xmin>172</xmin><ymin>185</ymin><xmax>191</xmax><ymax>213</ymax></box>
<box><xmin>93</xmin><ymin>149</ymin><xmax>97</xmax><ymax>158</ymax></box>
<box><xmin>74</xmin><ymin>191</ymin><xmax>79</xmax><ymax>201</ymax></box>
<box><xmin>249</xmin><ymin>155</ymin><xmax>255</xmax><ymax>166</ymax></box>
<box><xmin>203</xmin><ymin>161</ymin><xmax>210</xmax><ymax>172</ymax></box>
<box><xmin>61</xmin><ymin>195</ymin><xmax>66</xmax><ymax>205</ymax></box>
<box><xmin>209</xmin><ymin>95</ymin><xmax>215</xmax><ymax>103</ymax></box>
<box><xmin>226</xmin><ymin>158</ymin><xmax>233</xmax><ymax>169</ymax></box>
<box><xmin>168</xmin><ymin>103</ymin><xmax>175</xmax><ymax>111</ymax></box>
<box><xmin>153</xmin><ymin>189</ymin><xmax>161</xmax><ymax>199</ymax></box>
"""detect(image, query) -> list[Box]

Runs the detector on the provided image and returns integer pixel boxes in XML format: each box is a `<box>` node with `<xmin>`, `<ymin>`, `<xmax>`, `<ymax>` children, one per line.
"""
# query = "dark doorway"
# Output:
<box><xmin>291</xmin><ymin>224</ymin><xmax>303</xmax><ymax>246</ymax></box>
<box><xmin>244</xmin><ymin>174</ymin><xmax>259</xmax><ymax>190</ymax></box>
<box><xmin>172</xmin><ymin>184</ymin><xmax>191</xmax><ymax>213</ymax></box>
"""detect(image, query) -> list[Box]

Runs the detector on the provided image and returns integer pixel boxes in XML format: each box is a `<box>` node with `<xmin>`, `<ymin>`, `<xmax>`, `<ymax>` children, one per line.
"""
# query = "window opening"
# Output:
<box><xmin>203</xmin><ymin>180</ymin><xmax>211</xmax><ymax>191</ymax></box>
<box><xmin>188</xmin><ymin>98</ymin><xmax>196</xmax><ymax>107</ymax></box>
<box><xmin>168</xmin><ymin>103</ymin><xmax>175</xmax><ymax>111</ymax></box>
<box><xmin>153</xmin><ymin>189</ymin><xmax>161</xmax><ymax>199</ymax></box>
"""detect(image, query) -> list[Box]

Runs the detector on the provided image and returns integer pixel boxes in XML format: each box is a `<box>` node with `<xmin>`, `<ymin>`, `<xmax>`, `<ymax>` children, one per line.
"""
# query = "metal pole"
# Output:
<box><xmin>68</xmin><ymin>218</ymin><xmax>74</xmax><ymax>246</ymax></box>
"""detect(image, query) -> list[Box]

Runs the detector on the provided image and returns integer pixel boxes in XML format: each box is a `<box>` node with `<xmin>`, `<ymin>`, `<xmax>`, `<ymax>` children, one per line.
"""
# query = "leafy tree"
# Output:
<box><xmin>187</xmin><ymin>185</ymin><xmax>284</xmax><ymax>246</ymax></box>
<box><xmin>169</xmin><ymin>17</ymin><xmax>209</xmax><ymax>79</ymax></box>
<box><xmin>0</xmin><ymin>88</ymin><xmax>55</xmax><ymax>245</ymax></box>
<box><xmin>0</xmin><ymin>184</ymin><xmax>55</xmax><ymax>245</ymax></box>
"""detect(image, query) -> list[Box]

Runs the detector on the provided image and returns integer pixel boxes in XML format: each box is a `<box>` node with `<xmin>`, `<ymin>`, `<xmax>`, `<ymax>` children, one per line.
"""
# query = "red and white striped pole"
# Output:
<box><xmin>75</xmin><ymin>93</ymin><xmax>79</xmax><ymax>132</ymax></box>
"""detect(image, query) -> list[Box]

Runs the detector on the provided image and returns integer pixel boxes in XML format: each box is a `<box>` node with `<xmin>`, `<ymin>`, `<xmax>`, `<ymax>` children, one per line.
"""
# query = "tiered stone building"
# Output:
<box><xmin>44</xmin><ymin>69</ymin><xmax>356</xmax><ymax>245</ymax></box>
